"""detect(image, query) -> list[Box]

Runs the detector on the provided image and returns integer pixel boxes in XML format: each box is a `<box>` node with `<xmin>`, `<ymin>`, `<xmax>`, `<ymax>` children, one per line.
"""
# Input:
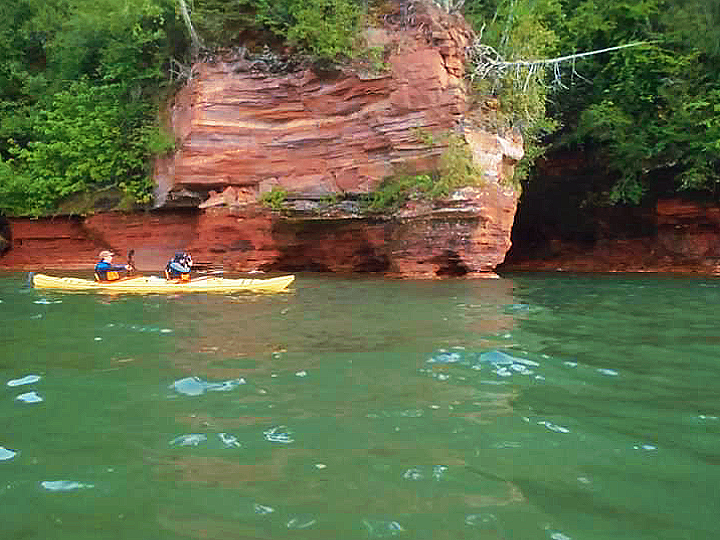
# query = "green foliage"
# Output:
<box><xmin>192</xmin><ymin>0</ymin><xmax>260</xmax><ymax>48</ymax></box>
<box><xmin>465</xmin><ymin>0</ymin><xmax>561</xmax><ymax>185</ymax></box>
<box><xmin>259</xmin><ymin>187</ymin><xmax>288</xmax><ymax>211</ymax></box>
<box><xmin>0</xmin><ymin>0</ymin><xmax>180</xmax><ymax>215</ymax></box>
<box><xmin>363</xmin><ymin>173</ymin><xmax>437</xmax><ymax>211</ymax></box>
<box><xmin>438</xmin><ymin>133</ymin><xmax>483</xmax><ymax>191</ymax></box>
<box><xmin>353</xmin><ymin>45</ymin><xmax>389</xmax><ymax>74</ymax></box>
<box><xmin>412</xmin><ymin>127</ymin><xmax>437</xmax><ymax>148</ymax></box>
<box><xmin>284</xmin><ymin>0</ymin><xmax>361</xmax><ymax>59</ymax></box>
<box><xmin>144</xmin><ymin>122</ymin><xmax>176</xmax><ymax>155</ymax></box>
<box><xmin>555</xmin><ymin>1</ymin><xmax>720</xmax><ymax>203</ymax></box>
<box><xmin>364</xmin><ymin>133</ymin><xmax>486</xmax><ymax>211</ymax></box>
<box><xmin>0</xmin><ymin>82</ymin><xmax>154</xmax><ymax>214</ymax></box>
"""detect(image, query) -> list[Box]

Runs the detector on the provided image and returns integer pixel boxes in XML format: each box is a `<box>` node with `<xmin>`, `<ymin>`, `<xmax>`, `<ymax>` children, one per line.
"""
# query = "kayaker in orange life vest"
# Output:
<box><xmin>165</xmin><ymin>252</ymin><xmax>193</xmax><ymax>281</ymax></box>
<box><xmin>94</xmin><ymin>250</ymin><xmax>132</xmax><ymax>281</ymax></box>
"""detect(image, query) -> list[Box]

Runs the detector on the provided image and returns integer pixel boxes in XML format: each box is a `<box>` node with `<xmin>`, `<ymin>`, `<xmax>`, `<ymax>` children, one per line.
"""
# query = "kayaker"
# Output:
<box><xmin>94</xmin><ymin>250</ymin><xmax>132</xmax><ymax>282</ymax></box>
<box><xmin>165</xmin><ymin>252</ymin><xmax>193</xmax><ymax>281</ymax></box>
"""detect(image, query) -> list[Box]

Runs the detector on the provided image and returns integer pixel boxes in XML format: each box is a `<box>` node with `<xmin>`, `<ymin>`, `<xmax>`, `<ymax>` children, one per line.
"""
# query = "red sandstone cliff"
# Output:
<box><xmin>1</xmin><ymin>1</ymin><xmax>523</xmax><ymax>278</ymax></box>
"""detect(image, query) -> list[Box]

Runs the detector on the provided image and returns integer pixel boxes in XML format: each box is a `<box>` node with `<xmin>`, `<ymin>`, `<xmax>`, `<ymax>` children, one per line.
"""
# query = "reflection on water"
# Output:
<box><xmin>1</xmin><ymin>272</ymin><xmax>719</xmax><ymax>539</ymax></box>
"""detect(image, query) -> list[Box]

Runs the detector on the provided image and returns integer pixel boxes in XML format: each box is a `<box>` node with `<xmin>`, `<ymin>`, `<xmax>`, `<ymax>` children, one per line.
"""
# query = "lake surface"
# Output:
<box><xmin>1</xmin><ymin>271</ymin><xmax>718</xmax><ymax>540</ymax></box>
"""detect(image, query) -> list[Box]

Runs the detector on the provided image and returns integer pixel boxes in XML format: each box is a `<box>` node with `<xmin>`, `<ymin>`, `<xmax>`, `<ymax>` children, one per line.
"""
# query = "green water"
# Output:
<box><xmin>1</xmin><ymin>272</ymin><xmax>718</xmax><ymax>540</ymax></box>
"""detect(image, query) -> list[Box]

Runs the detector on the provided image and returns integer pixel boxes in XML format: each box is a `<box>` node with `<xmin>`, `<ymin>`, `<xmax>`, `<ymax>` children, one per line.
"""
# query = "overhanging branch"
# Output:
<box><xmin>468</xmin><ymin>40</ymin><xmax>653</xmax><ymax>90</ymax></box>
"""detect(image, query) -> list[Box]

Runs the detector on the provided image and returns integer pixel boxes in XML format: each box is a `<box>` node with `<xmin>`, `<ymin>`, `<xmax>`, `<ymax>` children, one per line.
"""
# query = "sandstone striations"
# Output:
<box><xmin>1</xmin><ymin>1</ymin><xmax>523</xmax><ymax>278</ymax></box>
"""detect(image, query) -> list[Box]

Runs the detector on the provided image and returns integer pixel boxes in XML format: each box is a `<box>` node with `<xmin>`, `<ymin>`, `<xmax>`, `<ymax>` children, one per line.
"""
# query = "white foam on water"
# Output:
<box><xmin>362</xmin><ymin>519</ymin><xmax>405</xmax><ymax>537</ymax></box>
<box><xmin>41</xmin><ymin>480</ymin><xmax>94</xmax><ymax>492</ymax></box>
<box><xmin>254</xmin><ymin>503</ymin><xmax>274</xmax><ymax>515</ymax></box>
<box><xmin>263</xmin><ymin>426</ymin><xmax>294</xmax><ymax>443</ymax></box>
<box><xmin>432</xmin><ymin>465</ymin><xmax>448</xmax><ymax>480</ymax></box>
<box><xmin>633</xmin><ymin>443</ymin><xmax>657</xmax><ymax>451</ymax></box>
<box><xmin>0</xmin><ymin>447</ymin><xmax>17</xmax><ymax>461</ymax></box>
<box><xmin>465</xmin><ymin>513</ymin><xmax>498</xmax><ymax>528</ymax></box>
<box><xmin>287</xmin><ymin>516</ymin><xmax>316</xmax><ymax>529</ymax></box>
<box><xmin>7</xmin><ymin>375</ymin><xmax>41</xmax><ymax>387</ymax></box>
<box><xmin>169</xmin><ymin>434</ymin><xmax>207</xmax><ymax>447</ymax></box>
<box><xmin>15</xmin><ymin>391</ymin><xmax>43</xmax><ymax>403</ymax></box>
<box><xmin>171</xmin><ymin>376</ymin><xmax>246</xmax><ymax>396</ymax></box>
<box><xmin>403</xmin><ymin>468</ymin><xmax>423</xmax><ymax>480</ymax></box>
<box><xmin>218</xmin><ymin>433</ymin><xmax>241</xmax><ymax>448</ymax></box>
<box><xmin>538</xmin><ymin>420</ymin><xmax>570</xmax><ymax>434</ymax></box>
<box><xmin>34</xmin><ymin>299</ymin><xmax>62</xmax><ymax>304</ymax></box>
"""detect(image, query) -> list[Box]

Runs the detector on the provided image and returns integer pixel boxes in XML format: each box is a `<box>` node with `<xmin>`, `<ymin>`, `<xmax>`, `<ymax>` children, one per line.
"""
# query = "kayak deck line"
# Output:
<box><xmin>30</xmin><ymin>273</ymin><xmax>295</xmax><ymax>294</ymax></box>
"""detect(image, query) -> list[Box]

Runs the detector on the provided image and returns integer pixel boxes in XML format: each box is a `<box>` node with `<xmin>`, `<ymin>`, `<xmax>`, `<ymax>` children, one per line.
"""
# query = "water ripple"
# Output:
<box><xmin>465</xmin><ymin>513</ymin><xmax>498</xmax><ymax>528</ymax></box>
<box><xmin>15</xmin><ymin>391</ymin><xmax>43</xmax><ymax>403</ymax></box>
<box><xmin>169</xmin><ymin>434</ymin><xmax>207</xmax><ymax>447</ymax></box>
<box><xmin>0</xmin><ymin>446</ymin><xmax>18</xmax><ymax>461</ymax></box>
<box><xmin>7</xmin><ymin>375</ymin><xmax>41</xmax><ymax>387</ymax></box>
<box><xmin>538</xmin><ymin>420</ymin><xmax>570</xmax><ymax>434</ymax></box>
<box><xmin>41</xmin><ymin>480</ymin><xmax>94</xmax><ymax>492</ymax></box>
<box><xmin>171</xmin><ymin>376</ymin><xmax>246</xmax><ymax>396</ymax></box>
<box><xmin>254</xmin><ymin>503</ymin><xmax>274</xmax><ymax>515</ymax></box>
<box><xmin>362</xmin><ymin>519</ymin><xmax>405</xmax><ymax>538</ymax></box>
<box><xmin>219</xmin><ymin>433</ymin><xmax>241</xmax><ymax>448</ymax></box>
<box><xmin>263</xmin><ymin>426</ymin><xmax>294</xmax><ymax>443</ymax></box>
<box><xmin>287</xmin><ymin>516</ymin><xmax>316</xmax><ymax>529</ymax></box>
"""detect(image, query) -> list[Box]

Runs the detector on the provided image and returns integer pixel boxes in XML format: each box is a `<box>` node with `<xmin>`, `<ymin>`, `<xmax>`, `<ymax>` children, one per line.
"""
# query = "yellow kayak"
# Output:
<box><xmin>31</xmin><ymin>273</ymin><xmax>295</xmax><ymax>294</ymax></box>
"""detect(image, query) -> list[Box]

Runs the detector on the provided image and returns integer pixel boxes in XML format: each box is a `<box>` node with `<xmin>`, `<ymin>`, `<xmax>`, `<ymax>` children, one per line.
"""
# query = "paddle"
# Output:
<box><xmin>191</xmin><ymin>260</ymin><xmax>224</xmax><ymax>277</ymax></box>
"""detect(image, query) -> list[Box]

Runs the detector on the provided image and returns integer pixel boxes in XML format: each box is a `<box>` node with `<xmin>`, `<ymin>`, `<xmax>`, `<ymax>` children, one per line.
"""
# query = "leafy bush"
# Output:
<box><xmin>280</xmin><ymin>0</ymin><xmax>362</xmax><ymax>59</ymax></box>
<box><xmin>364</xmin><ymin>132</ymin><xmax>486</xmax><ymax>211</ymax></box>
<box><xmin>259</xmin><ymin>187</ymin><xmax>288</xmax><ymax>210</ymax></box>
<box><xmin>0</xmin><ymin>82</ymin><xmax>154</xmax><ymax>214</ymax></box>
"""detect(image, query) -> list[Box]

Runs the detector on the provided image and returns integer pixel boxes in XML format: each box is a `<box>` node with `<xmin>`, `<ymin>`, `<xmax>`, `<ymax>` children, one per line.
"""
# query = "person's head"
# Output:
<box><xmin>174</xmin><ymin>252</ymin><xmax>192</xmax><ymax>264</ymax></box>
<box><xmin>99</xmin><ymin>250</ymin><xmax>113</xmax><ymax>262</ymax></box>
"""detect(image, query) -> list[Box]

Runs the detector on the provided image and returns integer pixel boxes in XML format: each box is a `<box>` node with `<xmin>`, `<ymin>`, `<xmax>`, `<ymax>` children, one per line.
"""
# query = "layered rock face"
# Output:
<box><xmin>151</xmin><ymin>0</ymin><xmax>522</xmax><ymax>277</ymax></box>
<box><xmin>1</xmin><ymin>1</ymin><xmax>523</xmax><ymax>277</ymax></box>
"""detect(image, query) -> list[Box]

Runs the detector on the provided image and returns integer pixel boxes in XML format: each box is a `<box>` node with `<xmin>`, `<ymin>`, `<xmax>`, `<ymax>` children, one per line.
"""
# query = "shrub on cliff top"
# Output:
<box><xmin>364</xmin><ymin>132</ymin><xmax>486</xmax><ymax>211</ymax></box>
<box><xmin>0</xmin><ymin>81</ymin><xmax>154</xmax><ymax>215</ymax></box>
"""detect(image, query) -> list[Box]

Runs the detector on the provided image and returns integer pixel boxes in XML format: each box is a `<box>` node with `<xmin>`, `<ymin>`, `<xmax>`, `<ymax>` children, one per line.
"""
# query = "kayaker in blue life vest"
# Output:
<box><xmin>165</xmin><ymin>252</ymin><xmax>193</xmax><ymax>281</ymax></box>
<box><xmin>94</xmin><ymin>250</ymin><xmax>132</xmax><ymax>281</ymax></box>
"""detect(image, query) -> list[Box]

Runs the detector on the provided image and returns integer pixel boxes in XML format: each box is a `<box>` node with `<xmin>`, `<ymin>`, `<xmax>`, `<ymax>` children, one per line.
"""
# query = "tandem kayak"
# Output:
<box><xmin>30</xmin><ymin>273</ymin><xmax>295</xmax><ymax>294</ymax></box>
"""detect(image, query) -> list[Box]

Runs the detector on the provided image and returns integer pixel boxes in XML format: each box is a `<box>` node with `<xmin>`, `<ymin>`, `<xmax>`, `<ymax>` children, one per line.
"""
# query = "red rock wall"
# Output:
<box><xmin>0</xmin><ymin>2</ymin><xmax>524</xmax><ymax>279</ymax></box>
<box><xmin>501</xmin><ymin>198</ymin><xmax>720</xmax><ymax>275</ymax></box>
<box><xmin>2</xmin><ymin>182</ymin><xmax>515</xmax><ymax>277</ymax></box>
<box><xmin>156</xmin><ymin>2</ymin><xmax>491</xmax><ymax>204</ymax></box>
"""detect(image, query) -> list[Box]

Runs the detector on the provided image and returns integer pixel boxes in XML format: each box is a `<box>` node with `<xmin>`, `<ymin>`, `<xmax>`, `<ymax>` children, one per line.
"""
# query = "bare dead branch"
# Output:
<box><xmin>468</xmin><ymin>40</ymin><xmax>652</xmax><ymax>90</ymax></box>
<box><xmin>178</xmin><ymin>0</ymin><xmax>205</xmax><ymax>59</ymax></box>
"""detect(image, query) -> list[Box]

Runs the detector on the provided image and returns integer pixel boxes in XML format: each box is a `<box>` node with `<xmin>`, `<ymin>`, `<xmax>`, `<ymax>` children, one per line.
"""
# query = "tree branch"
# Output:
<box><xmin>468</xmin><ymin>40</ymin><xmax>653</xmax><ymax>89</ymax></box>
<box><xmin>178</xmin><ymin>0</ymin><xmax>205</xmax><ymax>59</ymax></box>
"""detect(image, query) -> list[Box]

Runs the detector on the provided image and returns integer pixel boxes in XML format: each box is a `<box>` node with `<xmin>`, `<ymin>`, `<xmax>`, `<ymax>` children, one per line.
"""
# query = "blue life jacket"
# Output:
<box><xmin>166</xmin><ymin>259</ymin><xmax>191</xmax><ymax>281</ymax></box>
<box><xmin>94</xmin><ymin>261</ymin><xmax>126</xmax><ymax>281</ymax></box>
